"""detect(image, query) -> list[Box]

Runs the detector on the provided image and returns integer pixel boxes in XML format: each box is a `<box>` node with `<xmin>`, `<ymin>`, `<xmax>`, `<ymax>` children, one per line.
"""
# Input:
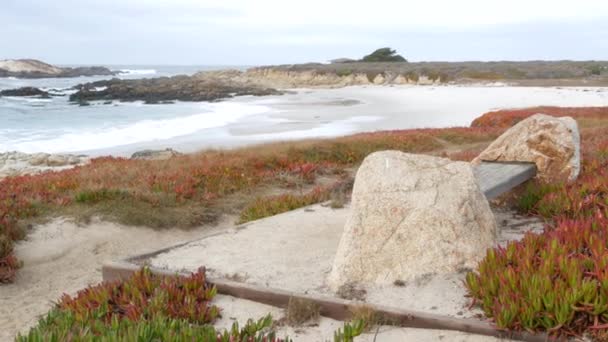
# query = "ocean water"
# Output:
<box><xmin>3</xmin><ymin>66</ymin><xmax>608</xmax><ymax>157</ymax></box>
<box><xmin>0</xmin><ymin>65</ymin><xmax>267</xmax><ymax>155</ymax></box>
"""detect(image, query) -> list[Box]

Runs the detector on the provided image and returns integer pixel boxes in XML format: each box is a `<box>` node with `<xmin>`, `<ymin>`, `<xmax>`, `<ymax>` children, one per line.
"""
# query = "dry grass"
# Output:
<box><xmin>259</xmin><ymin>61</ymin><xmax>608</xmax><ymax>83</ymax></box>
<box><xmin>336</xmin><ymin>283</ymin><xmax>367</xmax><ymax>301</ymax></box>
<box><xmin>285</xmin><ymin>298</ymin><xmax>321</xmax><ymax>326</ymax></box>
<box><xmin>348</xmin><ymin>305</ymin><xmax>397</xmax><ymax>332</ymax></box>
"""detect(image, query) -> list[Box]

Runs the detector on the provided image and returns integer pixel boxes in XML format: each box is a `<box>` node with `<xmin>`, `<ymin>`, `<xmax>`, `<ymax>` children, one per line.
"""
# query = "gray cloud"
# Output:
<box><xmin>1</xmin><ymin>0</ymin><xmax>607</xmax><ymax>65</ymax></box>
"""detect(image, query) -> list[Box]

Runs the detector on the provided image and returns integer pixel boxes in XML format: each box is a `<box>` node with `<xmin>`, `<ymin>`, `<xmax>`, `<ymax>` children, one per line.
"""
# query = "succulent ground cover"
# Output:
<box><xmin>17</xmin><ymin>268</ymin><xmax>288</xmax><ymax>341</ymax></box>
<box><xmin>5</xmin><ymin>105</ymin><xmax>608</xmax><ymax>340</ymax></box>
<box><xmin>466</xmin><ymin>106</ymin><xmax>608</xmax><ymax>339</ymax></box>
<box><xmin>18</xmin><ymin>268</ymin><xmax>366</xmax><ymax>341</ymax></box>
<box><xmin>0</xmin><ymin>126</ymin><xmax>501</xmax><ymax>283</ymax></box>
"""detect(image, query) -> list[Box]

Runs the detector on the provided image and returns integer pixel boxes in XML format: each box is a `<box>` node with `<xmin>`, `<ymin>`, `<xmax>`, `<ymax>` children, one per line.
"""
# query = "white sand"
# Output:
<box><xmin>0</xmin><ymin>217</ymin><xmax>229</xmax><ymax>341</ymax></box>
<box><xmin>149</xmin><ymin>204</ymin><xmax>542</xmax><ymax>341</ymax></box>
<box><xmin>214</xmin><ymin>294</ymin><xmax>501</xmax><ymax>341</ymax></box>
<box><xmin>225</xmin><ymin>85</ymin><xmax>608</xmax><ymax>142</ymax></box>
<box><xmin>93</xmin><ymin>85</ymin><xmax>608</xmax><ymax>156</ymax></box>
<box><xmin>0</xmin><ymin>203</ymin><xmax>538</xmax><ymax>341</ymax></box>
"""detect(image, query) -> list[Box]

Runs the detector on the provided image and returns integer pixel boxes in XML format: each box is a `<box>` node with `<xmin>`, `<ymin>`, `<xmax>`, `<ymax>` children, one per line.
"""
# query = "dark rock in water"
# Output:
<box><xmin>0</xmin><ymin>87</ymin><xmax>50</xmax><ymax>97</ymax></box>
<box><xmin>131</xmin><ymin>148</ymin><xmax>182</xmax><ymax>160</ymax></box>
<box><xmin>59</xmin><ymin>66</ymin><xmax>116</xmax><ymax>78</ymax></box>
<box><xmin>68</xmin><ymin>99</ymin><xmax>91</xmax><ymax>106</ymax></box>
<box><xmin>69</xmin><ymin>75</ymin><xmax>281</xmax><ymax>103</ymax></box>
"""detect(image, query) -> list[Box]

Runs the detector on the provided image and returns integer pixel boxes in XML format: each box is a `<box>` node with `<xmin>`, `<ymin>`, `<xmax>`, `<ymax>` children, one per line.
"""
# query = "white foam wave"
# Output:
<box><xmin>25</xmin><ymin>98</ymin><xmax>52</xmax><ymax>105</ymax></box>
<box><xmin>246</xmin><ymin>116</ymin><xmax>382</xmax><ymax>141</ymax></box>
<box><xmin>118</xmin><ymin>69</ymin><xmax>157</xmax><ymax>76</ymax></box>
<box><xmin>2</xmin><ymin>102</ymin><xmax>269</xmax><ymax>153</ymax></box>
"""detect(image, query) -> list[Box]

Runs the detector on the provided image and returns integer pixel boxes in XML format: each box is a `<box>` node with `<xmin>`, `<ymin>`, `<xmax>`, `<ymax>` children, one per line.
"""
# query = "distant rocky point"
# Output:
<box><xmin>69</xmin><ymin>75</ymin><xmax>281</xmax><ymax>104</ymax></box>
<box><xmin>0</xmin><ymin>152</ymin><xmax>89</xmax><ymax>179</ymax></box>
<box><xmin>0</xmin><ymin>59</ymin><xmax>116</xmax><ymax>79</ymax></box>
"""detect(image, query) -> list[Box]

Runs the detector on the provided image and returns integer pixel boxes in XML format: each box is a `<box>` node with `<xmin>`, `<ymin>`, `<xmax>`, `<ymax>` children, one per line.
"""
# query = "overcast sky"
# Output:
<box><xmin>2</xmin><ymin>0</ymin><xmax>608</xmax><ymax>65</ymax></box>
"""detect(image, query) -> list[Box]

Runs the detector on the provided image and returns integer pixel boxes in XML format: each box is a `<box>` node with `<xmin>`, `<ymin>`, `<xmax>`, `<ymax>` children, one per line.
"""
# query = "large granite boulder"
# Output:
<box><xmin>327</xmin><ymin>151</ymin><xmax>496</xmax><ymax>290</ymax></box>
<box><xmin>472</xmin><ymin>114</ymin><xmax>580</xmax><ymax>182</ymax></box>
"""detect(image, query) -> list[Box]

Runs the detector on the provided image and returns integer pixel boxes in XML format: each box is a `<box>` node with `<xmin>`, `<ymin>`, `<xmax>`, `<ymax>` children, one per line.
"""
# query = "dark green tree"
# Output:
<box><xmin>361</xmin><ymin>47</ymin><xmax>407</xmax><ymax>62</ymax></box>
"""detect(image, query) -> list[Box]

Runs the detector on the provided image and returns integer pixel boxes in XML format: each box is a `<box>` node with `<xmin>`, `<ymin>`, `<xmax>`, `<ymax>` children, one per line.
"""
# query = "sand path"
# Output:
<box><xmin>0</xmin><ymin>207</ymin><xmax>527</xmax><ymax>341</ymax></box>
<box><xmin>0</xmin><ymin>217</ymin><xmax>227</xmax><ymax>341</ymax></box>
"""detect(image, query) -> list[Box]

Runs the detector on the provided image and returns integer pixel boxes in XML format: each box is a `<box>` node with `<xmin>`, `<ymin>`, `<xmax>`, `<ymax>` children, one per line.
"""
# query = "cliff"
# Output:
<box><xmin>194</xmin><ymin>61</ymin><xmax>608</xmax><ymax>88</ymax></box>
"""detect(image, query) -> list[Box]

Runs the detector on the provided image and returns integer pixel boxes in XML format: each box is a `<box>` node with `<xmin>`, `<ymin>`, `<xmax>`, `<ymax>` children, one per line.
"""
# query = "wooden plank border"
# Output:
<box><xmin>102</xmin><ymin>260</ymin><xmax>548</xmax><ymax>342</ymax></box>
<box><xmin>474</xmin><ymin>161</ymin><xmax>538</xmax><ymax>200</ymax></box>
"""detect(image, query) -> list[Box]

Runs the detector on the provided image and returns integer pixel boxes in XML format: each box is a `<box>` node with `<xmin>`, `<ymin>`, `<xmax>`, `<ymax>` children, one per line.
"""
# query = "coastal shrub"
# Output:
<box><xmin>421</xmin><ymin>68</ymin><xmax>449</xmax><ymax>83</ymax></box>
<box><xmin>335</xmin><ymin>68</ymin><xmax>353</xmax><ymax>77</ymax></box>
<box><xmin>333</xmin><ymin>319</ymin><xmax>366</xmax><ymax>342</ymax></box>
<box><xmin>465</xmin><ymin>217</ymin><xmax>608</xmax><ymax>339</ymax></box>
<box><xmin>467</xmin><ymin>111</ymin><xmax>608</xmax><ymax>338</ymax></box>
<box><xmin>365</xmin><ymin>71</ymin><xmax>380</xmax><ymax>83</ymax></box>
<box><xmin>285</xmin><ymin>298</ymin><xmax>321</xmax><ymax>326</ymax></box>
<box><xmin>19</xmin><ymin>266</ymin><xmax>370</xmax><ymax>341</ymax></box>
<box><xmin>460</xmin><ymin>70</ymin><xmax>504</xmax><ymax>80</ymax></box>
<box><xmin>19</xmin><ymin>268</ymin><xmax>288</xmax><ymax>341</ymax></box>
<box><xmin>360</xmin><ymin>47</ymin><xmax>407</xmax><ymax>62</ymax></box>
<box><xmin>0</xmin><ymin>124</ymin><xmax>506</xmax><ymax>282</ymax></box>
<box><xmin>58</xmin><ymin>268</ymin><xmax>220</xmax><ymax>325</ymax></box>
<box><xmin>238</xmin><ymin>183</ymin><xmax>340</xmax><ymax>224</ymax></box>
<box><xmin>516</xmin><ymin>126</ymin><xmax>608</xmax><ymax>220</ymax></box>
<box><xmin>18</xmin><ymin>314</ymin><xmax>288</xmax><ymax>342</ymax></box>
<box><xmin>404</xmin><ymin>71</ymin><xmax>419</xmax><ymax>82</ymax></box>
<box><xmin>589</xmin><ymin>64</ymin><xmax>603</xmax><ymax>76</ymax></box>
<box><xmin>75</xmin><ymin>188</ymin><xmax>130</xmax><ymax>204</ymax></box>
<box><xmin>471</xmin><ymin>106</ymin><xmax>608</xmax><ymax>128</ymax></box>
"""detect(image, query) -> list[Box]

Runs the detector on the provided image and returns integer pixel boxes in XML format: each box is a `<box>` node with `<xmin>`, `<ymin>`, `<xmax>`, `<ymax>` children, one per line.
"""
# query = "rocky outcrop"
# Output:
<box><xmin>327</xmin><ymin>151</ymin><xmax>496</xmax><ymax>290</ymax></box>
<box><xmin>0</xmin><ymin>152</ymin><xmax>89</xmax><ymax>179</ymax></box>
<box><xmin>131</xmin><ymin>148</ymin><xmax>182</xmax><ymax>160</ymax></box>
<box><xmin>193</xmin><ymin>68</ymin><xmax>441</xmax><ymax>89</ymax></box>
<box><xmin>0</xmin><ymin>59</ymin><xmax>116</xmax><ymax>79</ymax></box>
<box><xmin>0</xmin><ymin>87</ymin><xmax>50</xmax><ymax>97</ymax></box>
<box><xmin>472</xmin><ymin>114</ymin><xmax>580</xmax><ymax>182</ymax></box>
<box><xmin>69</xmin><ymin>75</ymin><xmax>281</xmax><ymax>103</ymax></box>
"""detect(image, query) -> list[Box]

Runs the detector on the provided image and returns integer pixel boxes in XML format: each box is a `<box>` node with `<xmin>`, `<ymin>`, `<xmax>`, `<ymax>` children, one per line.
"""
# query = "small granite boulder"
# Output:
<box><xmin>327</xmin><ymin>151</ymin><xmax>496</xmax><ymax>290</ymax></box>
<box><xmin>131</xmin><ymin>148</ymin><xmax>182</xmax><ymax>160</ymax></box>
<box><xmin>472</xmin><ymin>114</ymin><xmax>580</xmax><ymax>182</ymax></box>
<box><xmin>46</xmin><ymin>154</ymin><xmax>69</xmax><ymax>167</ymax></box>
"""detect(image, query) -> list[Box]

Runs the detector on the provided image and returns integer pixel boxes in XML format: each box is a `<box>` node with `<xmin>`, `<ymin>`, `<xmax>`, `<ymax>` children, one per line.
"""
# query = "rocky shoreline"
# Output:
<box><xmin>0</xmin><ymin>149</ymin><xmax>184</xmax><ymax>179</ymax></box>
<box><xmin>0</xmin><ymin>87</ymin><xmax>52</xmax><ymax>98</ymax></box>
<box><xmin>3</xmin><ymin>60</ymin><xmax>606</xmax><ymax>105</ymax></box>
<box><xmin>0</xmin><ymin>152</ymin><xmax>90</xmax><ymax>179</ymax></box>
<box><xmin>0</xmin><ymin>59</ymin><xmax>116</xmax><ymax>79</ymax></box>
<box><xmin>69</xmin><ymin>75</ymin><xmax>281</xmax><ymax>104</ymax></box>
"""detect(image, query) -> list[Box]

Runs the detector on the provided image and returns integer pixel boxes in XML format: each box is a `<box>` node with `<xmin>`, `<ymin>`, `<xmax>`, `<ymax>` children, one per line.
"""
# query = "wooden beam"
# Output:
<box><xmin>102</xmin><ymin>261</ymin><xmax>548</xmax><ymax>342</ymax></box>
<box><xmin>474</xmin><ymin>161</ymin><xmax>537</xmax><ymax>200</ymax></box>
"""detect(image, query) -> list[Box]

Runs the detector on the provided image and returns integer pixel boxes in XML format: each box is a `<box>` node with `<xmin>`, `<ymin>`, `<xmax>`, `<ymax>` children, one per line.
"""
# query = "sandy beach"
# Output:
<box><xmin>2</xmin><ymin>84</ymin><xmax>607</xmax><ymax>159</ymax></box>
<box><xmin>1</xmin><ymin>84</ymin><xmax>607</xmax><ymax>341</ymax></box>
<box><xmin>0</xmin><ymin>217</ymin><xmax>234</xmax><ymax>341</ymax></box>
<box><xmin>86</xmin><ymin>85</ymin><xmax>608</xmax><ymax>157</ymax></box>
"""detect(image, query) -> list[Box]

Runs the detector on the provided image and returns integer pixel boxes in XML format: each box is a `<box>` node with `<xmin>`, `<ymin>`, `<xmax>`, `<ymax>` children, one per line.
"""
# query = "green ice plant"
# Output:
<box><xmin>466</xmin><ymin>216</ymin><xmax>608</xmax><ymax>338</ymax></box>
